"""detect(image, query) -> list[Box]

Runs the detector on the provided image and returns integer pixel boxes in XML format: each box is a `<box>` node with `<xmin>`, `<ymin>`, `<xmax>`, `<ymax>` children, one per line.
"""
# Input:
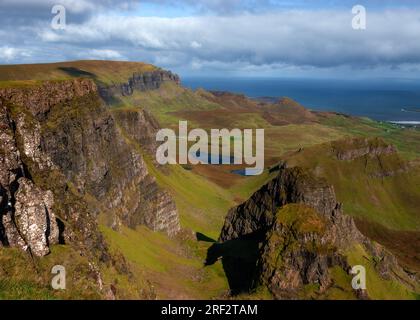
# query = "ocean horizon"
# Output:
<box><xmin>182</xmin><ymin>77</ymin><xmax>420</xmax><ymax>123</ymax></box>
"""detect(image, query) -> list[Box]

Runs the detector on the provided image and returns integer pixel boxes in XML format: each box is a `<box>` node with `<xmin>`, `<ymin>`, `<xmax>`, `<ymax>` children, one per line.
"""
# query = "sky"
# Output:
<box><xmin>1</xmin><ymin>0</ymin><xmax>420</xmax><ymax>78</ymax></box>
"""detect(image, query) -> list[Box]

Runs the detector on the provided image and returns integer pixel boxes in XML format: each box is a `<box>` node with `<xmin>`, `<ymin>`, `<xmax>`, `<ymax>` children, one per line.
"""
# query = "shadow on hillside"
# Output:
<box><xmin>58</xmin><ymin>67</ymin><xmax>97</xmax><ymax>78</ymax></box>
<box><xmin>58</xmin><ymin>67</ymin><xmax>125</xmax><ymax>106</ymax></box>
<box><xmin>196</xmin><ymin>232</ymin><xmax>216</xmax><ymax>243</ymax></box>
<box><xmin>205</xmin><ymin>232</ymin><xmax>262</xmax><ymax>295</ymax></box>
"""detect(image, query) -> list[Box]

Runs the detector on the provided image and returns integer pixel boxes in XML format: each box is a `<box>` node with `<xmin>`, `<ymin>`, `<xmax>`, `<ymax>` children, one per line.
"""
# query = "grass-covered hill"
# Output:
<box><xmin>0</xmin><ymin>60</ymin><xmax>157</xmax><ymax>85</ymax></box>
<box><xmin>280</xmin><ymin>137</ymin><xmax>420</xmax><ymax>275</ymax></box>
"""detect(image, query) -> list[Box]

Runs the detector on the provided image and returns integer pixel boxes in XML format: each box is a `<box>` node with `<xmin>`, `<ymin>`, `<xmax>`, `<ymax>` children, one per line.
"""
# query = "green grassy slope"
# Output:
<box><xmin>100</xmin><ymin>225</ymin><xmax>229</xmax><ymax>299</ymax></box>
<box><xmin>320</xmin><ymin>114</ymin><xmax>420</xmax><ymax>160</ymax></box>
<box><xmin>283</xmin><ymin>140</ymin><xmax>420</xmax><ymax>231</ymax></box>
<box><xmin>346</xmin><ymin>244</ymin><xmax>418</xmax><ymax>300</ymax></box>
<box><xmin>114</xmin><ymin>82</ymin><xmax>223</xmax><ymax>128</ymax></box>
<box><xmin>0</xmin><ymin>60</ymin><xmax>157</xmax><ymax>85</ymax></box>
<box><xmin>0</xmin><ymin>246</ymin><xmax>102</xmax><ymax>299</ymax></box>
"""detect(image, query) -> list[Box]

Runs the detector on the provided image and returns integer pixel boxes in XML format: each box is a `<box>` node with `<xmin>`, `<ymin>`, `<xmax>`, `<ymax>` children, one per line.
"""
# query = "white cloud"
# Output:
<box><xmin>190</xmin><ymin>41</ymin><xmax>202</xmax><ymax>49</ymax></box>
<box><xmin>0</xmin><ymin>46</ymin><xmax>31</xmax><ymax>62</ymax></box>
<box><xmin>83</xmin><ymin>49</ymin><xmax>125</xmax><ymax>60</ymax></box>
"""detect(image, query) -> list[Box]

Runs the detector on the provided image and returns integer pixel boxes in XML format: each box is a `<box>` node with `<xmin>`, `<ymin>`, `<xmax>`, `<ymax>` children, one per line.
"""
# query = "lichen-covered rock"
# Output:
<box><xmin>0</xmin><ymin>103</ymin><xmax>21</xmax><ymax>190</ymax></box>
<box><xmin>2</xmin><ymin>211</ymin><xmax>27</xmax><ymax>249</ymax></box>
<box><xmin>0</xmin><ymin>101</ymin><xmax>26</xmax><ymax>248</ymax></box>
<box><xmin>14</xmin><ymin>177</ymin><xmax>59</xmax><ymax>256</ymax></box>
<box><xmin>0</xmin><ymin>69</ymin><xmax>179</xmax><ymax>297</ymax></box>
<box><xmin>0</xmin><ymin>101</ymin><xmax>59</xmax><ymax>255</ymax></box>
<box><xmin>15</xmin><ymin>113</ymin><xmax>56</xmax><ymax>171</ymax></box>
<box><xmin>258</xmin><ymin>204</ymin><xmax>352</xmax><ymax>299</ymax></box>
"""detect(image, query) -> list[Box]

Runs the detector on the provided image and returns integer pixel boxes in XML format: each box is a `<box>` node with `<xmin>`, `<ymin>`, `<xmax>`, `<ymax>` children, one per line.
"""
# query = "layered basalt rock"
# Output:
<box><xmin>110</xmin><ymin>108</ymin><xmax>180</xmax><ymax>235</ymax></box>
<box><xmin>111</xmin><ymin>108</ymin><xmax>160</xmax><ymax>155</ymax></box>
<box><xmin>98</xmin><ymin>70</ymin><xmax>180</xmax><ymax>103</ymax></box>
<box><xmin>135</xmin><ymin>175</ymin><xmax>180</xmax><ymax>235</ymax></box>
<box><xmin>0</xmin><ymin>78</ymin><xmax>180</xmax><ymax>259</ymax></box>
<box><xmin>331</xmin><ymin>137</ymin><xmax>397</xmax><ymax>161</ymax></box>
<box><xmin>330</xmin><ymin>137</ymin><xmax>409</xmax><ymax>178</ymax></box>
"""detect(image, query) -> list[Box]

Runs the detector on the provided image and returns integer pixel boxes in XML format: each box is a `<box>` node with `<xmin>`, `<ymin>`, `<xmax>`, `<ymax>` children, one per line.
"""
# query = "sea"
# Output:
<box><xmin>182</xmin><ymin>77</ymin><xmax>420</xmax><ymax>124</ymax></box>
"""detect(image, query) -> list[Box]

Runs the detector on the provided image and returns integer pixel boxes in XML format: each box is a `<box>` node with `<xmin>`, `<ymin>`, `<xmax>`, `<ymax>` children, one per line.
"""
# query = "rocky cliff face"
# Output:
<box><xmin>0</xmin><ymin>100</ymin><xmax>60</xmax><ymax>257</ymax></box>
<box><xmin>218</xmin><ymin>163</ymin><xmax>413</xmax><ymax>298</ymax></box>
<box><xmin>0</xmin><ymin>78</ymin><xmax>180</xmax><ymax>258</ymax></box>
<box><xmin>330</xmin><ymin>137</ymin><xmax>409</xmax><ymax>178</ymax></box>
<box><xmin>331</xmin><ymin>137</ymin><xmax>397</xmax><ymax>161</ymax></box>
<box><xmin>111</xmin><ymin>108</ymin><xmax>160</xmax><ymax>155</ymax></box>
<box><xmin>0</xmin><ymin>79</ymin><xmax>97</xmax><ymax>120</ymax></box>
<box><xmin>98</xmin><ymin>70</ymin><xmax>180</xmax><ymax>103</ymax></box>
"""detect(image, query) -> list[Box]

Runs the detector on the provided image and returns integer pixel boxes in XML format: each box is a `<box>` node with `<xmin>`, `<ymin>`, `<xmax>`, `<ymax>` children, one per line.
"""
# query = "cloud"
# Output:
<box><xmin>0</xmin><ymin>0</ymin><xmax>139</xmax><ymax>12</ymax></box>
<box><xmin>83</xmin><ymin>49</ymin><xmax>125</xmax><ymax>60</ymax></box>
<box><xmin>0</xmin><ymin>46</ymin><xmax>31</xmax><ymax>62</ymax></box>
<box><xmin>0</xmin><ymin>0</ymin><xmax>140</xmax><ymax>26</ymax></box>
<box><xmin>34</xmin><ymin>9</ymin><xmax>420</xmax><ymax>69</ymax></box>
<box><xmin>134</xmin><ymin>0</ymin><xmax>420</xmax><ymax>14</ymax></box>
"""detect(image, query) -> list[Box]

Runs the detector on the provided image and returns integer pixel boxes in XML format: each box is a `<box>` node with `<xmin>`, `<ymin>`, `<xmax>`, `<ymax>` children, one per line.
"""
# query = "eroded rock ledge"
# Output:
<box><xmin>331</xmin><ymin>137</ymin><xmax>397</xmax><ymax>161</ymax></box>
<box><xmin>0</xmin><ymin>79</ymin><xmax>97</xmax><ymax>120</ymax></box>
<box><xmin>98</xmin><ymin>70</ymin><xmax>180</xmax><ymax>103</ymax></box>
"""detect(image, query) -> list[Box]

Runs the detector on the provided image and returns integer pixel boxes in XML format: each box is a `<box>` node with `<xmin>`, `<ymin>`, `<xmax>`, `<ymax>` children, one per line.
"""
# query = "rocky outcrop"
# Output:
<box><xmin>0</xmin><ymin>101</ymin><xmax>59</xmax><ymax>256</ymax></box>
<box><xmin>331</xmin><ymin>137</ymin><xmax>397</xmax><ymax>161</ymax></box>
<box><xmin>0</xmin><ymin>78</ymin><xmax>180</xmax><ymax>259</ymax></box>
<box><xmin>220</xmin><ymin>163</ymin><xmax>361</xmax><ymax>245</ymax></box>
<box><xmin>98</xmin><ymin>70</ymin><xmax>179</xmax><ymax>103</ymax></box>
<box><xmin>13</xmin><ymin>177</ymin><xmax>59</xmax><ymax>256</ymax></box>
<box><xmin>330</xmin><ymin>137</ymin><xmax>409</xmax><ymax>178</ymax></box>
<box><xmin>258</xmin><ymin>204</ymin><xmax>352</xmax><ymax>299</ymax></box>
<box><xmin>218</xmin><ymin>163</ymin><xmax>412</xmax><ymax>298</ymax></box>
